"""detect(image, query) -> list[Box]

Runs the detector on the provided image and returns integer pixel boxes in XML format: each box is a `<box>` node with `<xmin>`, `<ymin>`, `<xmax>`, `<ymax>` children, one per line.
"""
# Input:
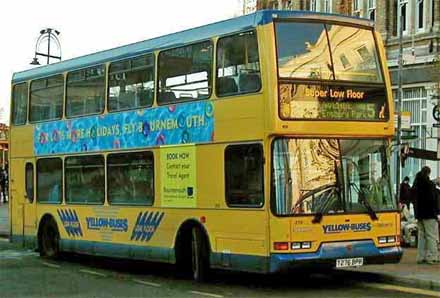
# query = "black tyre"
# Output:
<box><xmin>39</xmin><ymin>219</ymin><xmax>60</xmax><ymax>258</ymax></box>
<box><xmin>191</xmin><ymin>227</ymin><xmax>209</xmax><ymax>282</ymax></box>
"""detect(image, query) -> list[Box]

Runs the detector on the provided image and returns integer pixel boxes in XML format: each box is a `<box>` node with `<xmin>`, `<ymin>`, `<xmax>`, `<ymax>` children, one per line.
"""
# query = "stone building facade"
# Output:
<box><xmin>246</xmin><ymin>0</ymin><xmax>440</xmax><ymax>181</ymax></box>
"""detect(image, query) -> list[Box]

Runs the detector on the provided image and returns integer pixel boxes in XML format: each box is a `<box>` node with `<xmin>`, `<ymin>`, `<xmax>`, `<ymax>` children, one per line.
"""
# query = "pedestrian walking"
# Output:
<box><xmin>0</xmin><ymin>167</ymin><xmax>7</xmax><ymax>203</ymax></box>
<box><xmin>399</xmin><ymin>176</ymin><xmax>412</xmax><ymax>208</ymax></box>
<box><xmin>412</xmin><ymin>166</ymin><xmax>440</xmax><ymax>265</ymax></box>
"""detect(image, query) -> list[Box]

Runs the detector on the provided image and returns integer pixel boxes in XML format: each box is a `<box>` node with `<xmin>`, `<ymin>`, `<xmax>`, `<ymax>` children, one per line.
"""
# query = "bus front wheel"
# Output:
<box><xmin>191</xmin><ymin>227</ymin><xmax>209</xmax><ymax>282</ymax></box>
<box><xmin>39</xmin><ymin>219</ymin><xmax>60</xmax><ymax>258</ymax></box>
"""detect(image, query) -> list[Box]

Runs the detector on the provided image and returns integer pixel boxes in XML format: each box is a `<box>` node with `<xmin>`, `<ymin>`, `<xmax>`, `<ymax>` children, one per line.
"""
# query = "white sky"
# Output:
<box><xmin>0</xmin><ymin>0</ymin><xmax>242</xmax><ymax>123</ymax></box>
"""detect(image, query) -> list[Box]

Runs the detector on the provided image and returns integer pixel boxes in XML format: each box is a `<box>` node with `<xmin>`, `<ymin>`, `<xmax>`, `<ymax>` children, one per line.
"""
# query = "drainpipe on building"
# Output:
<box><xmin>396</xmin><ymin>13</ymin><xmax>404</xmax><ymax>200</ymax></box>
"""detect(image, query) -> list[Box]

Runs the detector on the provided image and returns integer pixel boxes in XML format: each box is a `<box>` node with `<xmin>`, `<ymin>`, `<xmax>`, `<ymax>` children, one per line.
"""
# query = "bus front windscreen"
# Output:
<box><xmin>276</xmin><ymin>22</ymin><xmax>389</xmax><ymax>121</ymax></box>
<box><xmin>272</xmin><ymin>138</ymin><xmax>396</xmax><ymax>216</ymax></box>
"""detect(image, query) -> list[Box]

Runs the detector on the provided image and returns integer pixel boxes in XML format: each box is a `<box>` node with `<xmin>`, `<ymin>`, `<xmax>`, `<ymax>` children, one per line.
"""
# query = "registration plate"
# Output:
<box><xmin>336</xmin><ymin>257</ymin><xmax>364</xmax><ymax>268</ymax></box>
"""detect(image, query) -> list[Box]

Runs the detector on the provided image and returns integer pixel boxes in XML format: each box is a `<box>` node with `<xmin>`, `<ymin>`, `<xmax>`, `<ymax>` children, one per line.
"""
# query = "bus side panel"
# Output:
<box><xmin>9</xmin><ymin>158</ymin><xmax>24</xmax><ymax>240</ymax></box>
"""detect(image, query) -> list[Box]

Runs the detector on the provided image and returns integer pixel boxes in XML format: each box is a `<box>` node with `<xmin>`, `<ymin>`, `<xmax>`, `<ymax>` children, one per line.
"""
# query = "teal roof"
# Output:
<box><xmin>12</xmin><ymin>10</ymin><xmax>373</xmax><ymax>84</ymax></box>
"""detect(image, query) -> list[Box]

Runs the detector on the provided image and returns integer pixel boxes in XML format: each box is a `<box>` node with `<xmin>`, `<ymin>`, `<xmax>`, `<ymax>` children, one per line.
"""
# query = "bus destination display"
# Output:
<box><xmin>279</xmin><ymin>83</ymin><xmax>388</xmax><ymax>121</ymax></box>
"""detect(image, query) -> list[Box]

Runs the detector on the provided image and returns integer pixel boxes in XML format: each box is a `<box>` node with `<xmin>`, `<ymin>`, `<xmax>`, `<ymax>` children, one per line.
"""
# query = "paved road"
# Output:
<box><xmin>0</xmin><ymin>240</ymin><xmax>438</xmax><ymax>298</ymax></box>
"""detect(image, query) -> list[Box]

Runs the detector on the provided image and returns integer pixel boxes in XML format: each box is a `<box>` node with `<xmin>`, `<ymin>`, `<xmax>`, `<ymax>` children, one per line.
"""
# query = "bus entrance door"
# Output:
<box><xmin>23</xmin><ymin>159</ymin><xmax>36</xmax><ymax>246</ymax></box>
<box><xmin>10</xmin><ymin>158</ymin><xmax>36</xmax><ymax>246</ymax></box>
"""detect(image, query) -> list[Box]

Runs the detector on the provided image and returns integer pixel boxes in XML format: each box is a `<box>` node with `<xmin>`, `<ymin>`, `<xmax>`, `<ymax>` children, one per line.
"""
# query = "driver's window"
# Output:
<box><xmin>343</xmin><ymin>159</ymin><xmax>359</xmax><ymax>205</ymax></box>
<box><xmin>25</xmin><ymin>163</ymin><xmax>34</xmax><ymax>203</ymax></box>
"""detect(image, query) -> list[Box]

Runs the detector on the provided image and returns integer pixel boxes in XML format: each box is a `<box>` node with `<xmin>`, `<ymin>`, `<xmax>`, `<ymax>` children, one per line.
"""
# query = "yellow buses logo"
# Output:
<box><xmin>131</xmin><ymin>211</ymin><xmax>165</xmax><ymax>242</ymax></box>
<box><xmin>57</xmin><ymin>209</ymin><xmax>83</xmax><ymax>237</ymax></box>
<box><xmin>322</xmin><ymin>223</ymin><xmax>371</xmax><ymax>234</ymax></box>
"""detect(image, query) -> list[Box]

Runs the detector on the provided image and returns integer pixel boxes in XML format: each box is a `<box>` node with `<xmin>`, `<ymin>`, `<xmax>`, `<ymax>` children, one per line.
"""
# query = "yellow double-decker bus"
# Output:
<box><xmin>9</xmin><ymin>10</ymin><xmax>401</xmax><ymax>281</ymax></box>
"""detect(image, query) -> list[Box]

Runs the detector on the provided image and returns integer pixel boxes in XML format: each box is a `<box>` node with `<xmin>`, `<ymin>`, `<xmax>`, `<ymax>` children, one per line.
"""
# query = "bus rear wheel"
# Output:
<box><xmin>191</xmin><ymin>227</ymin><xmax>209</xmax><ymax>282</ymax></box>
<box><xmin>39</xmin><ymin>219</ymin><xmax>60</xmax><ymax>258</ymax></box>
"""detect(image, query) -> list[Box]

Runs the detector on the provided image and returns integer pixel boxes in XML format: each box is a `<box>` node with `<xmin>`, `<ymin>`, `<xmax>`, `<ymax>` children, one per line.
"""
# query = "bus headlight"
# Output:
<box><xmin>387</xmin><ymin>236</ymin><xmax>396</xmax><ymax>243</ymax></box>
<box><xmin>291</xmin><ymin>241</ymin><xmax>312</xmax><ymax>250</ymax></box>
<box><xmin>291</xmin><ymin>242</ymin><xmax>301</xmax><ymax>250</ymax></box>
<box><xmin>301</xmin><ymin>241</ymin><xmax>311</xmax><ymax>249</ymax></box>
<box><xmin>378</xmin><ymin>236</ymin><xmax>396</xmax><ymax>244</ymax></box>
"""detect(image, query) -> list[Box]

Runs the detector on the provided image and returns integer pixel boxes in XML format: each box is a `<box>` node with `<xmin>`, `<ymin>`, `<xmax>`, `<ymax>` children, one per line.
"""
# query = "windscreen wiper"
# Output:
<box><xmin>351</xmin><ymin>183</ymin><xmax>378</xmax><ymax>221</ymax></box>
<box><xmin>292</xmin><ymin>183</ymin><xmax>336</xmax><ymax>213</ymax></box>
<box><xmin>312</xmin><ymin>159</ymin><xmax>343</xmax><ymax>223</ymax></box>
<box><xmin>312</xmin><ymin>185</ymin><xmax>340</xmax><ymax>223</ymax></box>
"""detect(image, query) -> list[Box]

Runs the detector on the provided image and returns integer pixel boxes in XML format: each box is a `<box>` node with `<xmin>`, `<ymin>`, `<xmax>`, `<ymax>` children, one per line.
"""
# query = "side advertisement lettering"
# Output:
<box><xmin>86</xmin><ymin>217</ymin><xmax>128</xmax><ymax>232</ymax></box>
<box><xmin>34</xmin><ymin>101</ymin><xmax>214</xmax><ymax>156</ymax></box>
<box><xmin>160</xmin><ymin>145</ymin><xmax>197</xmax><ymax>208</ymax></box>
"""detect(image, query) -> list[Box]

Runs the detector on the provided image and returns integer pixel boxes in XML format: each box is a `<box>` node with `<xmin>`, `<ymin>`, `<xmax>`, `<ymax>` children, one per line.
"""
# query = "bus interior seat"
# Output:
<box><xmin>138</xmin><ymin>88</ymin><xmax>153</xmax><ymax>106</ymax></box>
<box><xmin>160</xmin><ymin>91</ymin><xmax>176</xmax><ymax>104</ymax></box>
<box><xmin>217</xmin><ymin>77</ymin><xmax>238</xmax><ymax>95</ymax></box>
<box><xmin>239</xmin><ymin>73</ymin><xmax>261</xmax><ymax>93</ymax></box>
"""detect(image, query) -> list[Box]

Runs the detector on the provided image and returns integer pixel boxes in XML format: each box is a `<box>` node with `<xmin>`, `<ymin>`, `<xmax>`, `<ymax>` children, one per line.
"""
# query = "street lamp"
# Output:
<box><xmin>30</xmin><ymin>28</ymin><xmax>62</xmax><ymax>66</ymax></box>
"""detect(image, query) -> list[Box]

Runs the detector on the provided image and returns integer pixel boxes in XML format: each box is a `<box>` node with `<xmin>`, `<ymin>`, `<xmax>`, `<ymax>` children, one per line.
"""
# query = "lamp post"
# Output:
<box><xmin>30</xmin><ymin>28</ymin><xmax>62</xmax><ymax>66</ymax></box>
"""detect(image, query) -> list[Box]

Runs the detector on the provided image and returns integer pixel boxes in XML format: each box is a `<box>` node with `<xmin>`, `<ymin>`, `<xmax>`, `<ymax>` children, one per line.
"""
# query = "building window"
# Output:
<box><xmin>30</xmin><ymin>74</ymin><xmax>64</xmax><ymax>122</ymax></box>
<box><xmin>37</xmin><ymin>158</ymin><xmax>62</xmax><ymax>204</ymax></box>
<box><xmin>107</xmin><ymin>151</ymin><xmax>154</xmax><ymax>205</ymax></box>
<box><xmin>353</xmin><ymin>0</ymin><xmax>360</xmax><ymax>16</ymax></box>
<box><xmin>398</xmin><ymin>0</ymin><xmax>409</xmax><ymax>34</ymax></box>
<box><xmin>66</xmin><ymin>65</ymin><xmax>105</xmax><ymax>118</ymax></box>
<box><xmin>65</xmin><ymin>155</ymin><xmax>105</xmax><ymax>204</ymax></box>
<box><xmin>225</xmin><ymin>144</ymin><xmax>264</xmax><ymax>207</ymax></box>
<box><xmin>216</xmin><ymin>31</ymin><xmax>261</xmax><ymax>97</ymax></box>
<box><xmin>339</xmin><ymin>54</ymin><xmax>352</xmax><ymax>69</ymax></box>
<box><xmin>158</xmin><ymin>41</ymin><xmax>213</xmax><ymax>105</ymax></box>
<box><xmin>416</xmin><ymin>0</ymin><xmax>425</xmax><ymax>30</ymax></box>
<box><xmin>310</xmin><ymin>0</ymin><xmax>318</xmax><ymax>11</ymax></box>
<box><xmin>108</xmin><ymin>54</ymin><xmax>154</xmax><ymax>112</ymax></box>
<box><xmin>368</xmin><ymin>0</ymin><xmax>376</xmax><ymax>21</ymax></box>
<box><xmin>324</xmin><ymin>0</ymin><xmax>332</xmax><ymax>13</ymax></box>
<box><xmin>11</xmin><ymin>83</ymin><xmax>28</xmax><ymax>126</ymax></box>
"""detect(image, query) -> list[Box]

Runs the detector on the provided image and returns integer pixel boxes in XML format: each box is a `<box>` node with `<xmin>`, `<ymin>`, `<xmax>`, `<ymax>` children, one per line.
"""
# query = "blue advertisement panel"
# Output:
<box><xmin>34</xmin><ymin>101</ymin><xmax>214</xmax><ymax>156</ymax></box>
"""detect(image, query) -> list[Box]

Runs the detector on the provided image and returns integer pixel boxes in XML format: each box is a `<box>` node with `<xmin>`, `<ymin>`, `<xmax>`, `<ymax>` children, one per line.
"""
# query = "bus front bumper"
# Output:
<box><xmin>269</xmin><ymin>240</ymin><xmax>402</xmax><ymax>273</ymax></box>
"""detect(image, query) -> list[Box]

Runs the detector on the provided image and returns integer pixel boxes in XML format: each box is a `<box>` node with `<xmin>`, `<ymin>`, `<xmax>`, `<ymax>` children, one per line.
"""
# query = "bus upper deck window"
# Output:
<box><xmin>12</xmin><ymin>83</ymin><xmax>28</xmax><ymax>125</ymax></box>
<box><xmin>30</xmin><ymin>74</ymin><xmax>64</xmax><ymax>122</ymax></box>
<box><xmin>108</xmin><ymin>54</ymin><xmax>155</xmax><ymax>112</ymax></box>
<box><xmin>158</xmin><ymin>41</ymin><xmax>213</xmax><ymax>105</ymax></box>
<box><xmin>66</xmin><ymin>65</ymin><xmax>105</xmax><ymax>118</ymax></box>
<box><xmin>216</xmin><ymin>31</ymin><xmax>261</xmax><ymax>97</ymax></box>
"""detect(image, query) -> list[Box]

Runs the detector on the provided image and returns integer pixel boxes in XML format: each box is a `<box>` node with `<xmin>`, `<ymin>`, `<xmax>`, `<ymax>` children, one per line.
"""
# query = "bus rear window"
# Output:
<box><xmin>276</xmin><ymin>22</ymin><xmax>383</xmax><ymax>83</ymax></box>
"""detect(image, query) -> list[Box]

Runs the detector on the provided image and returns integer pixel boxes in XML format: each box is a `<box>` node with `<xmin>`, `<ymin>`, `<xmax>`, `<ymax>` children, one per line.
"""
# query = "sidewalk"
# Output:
<box><xmin>0</xmin><ymin>202</ymin><xmax>9</xmax><ymax>237</ymax></box>
<box><xmin>348</xmin><ymin>247</ymin><xmax>440</xmax><ymax>291</ymax></box>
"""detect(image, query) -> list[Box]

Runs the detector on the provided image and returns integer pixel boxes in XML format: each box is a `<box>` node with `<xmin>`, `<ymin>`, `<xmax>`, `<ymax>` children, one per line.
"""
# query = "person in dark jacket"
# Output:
<box><xmin>399</xmin><ymin>176</ymin><xmax>412</xmax><ymax>208</ymax></box>
<box><xmin>0</xmin><ymin>167</ymin><xmax>7</xmax><ymax>203</ymax></box>
<box><xmin>412</xmin><ymin>166</ymin><xmax>440</xmax><ymax>264</ymax></box>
